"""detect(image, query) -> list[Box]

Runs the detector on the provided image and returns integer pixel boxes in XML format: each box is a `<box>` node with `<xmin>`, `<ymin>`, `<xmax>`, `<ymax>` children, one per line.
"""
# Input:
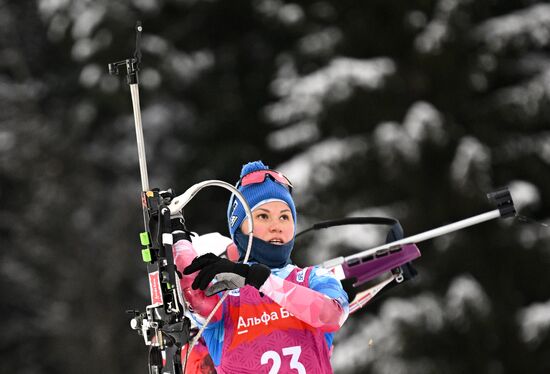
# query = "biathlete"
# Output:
<box><xmin>172</xmin><ymin>160</ymin><xmax>349</xmax><ymax>373</ymax></box>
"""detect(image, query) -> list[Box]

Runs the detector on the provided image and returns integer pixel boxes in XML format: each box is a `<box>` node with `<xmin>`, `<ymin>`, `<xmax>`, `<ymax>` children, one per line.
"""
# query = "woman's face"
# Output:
<box><xmin>240</xmin><ymin>200</ymin><xmax>295</xmax><ymax>244</ymax></box>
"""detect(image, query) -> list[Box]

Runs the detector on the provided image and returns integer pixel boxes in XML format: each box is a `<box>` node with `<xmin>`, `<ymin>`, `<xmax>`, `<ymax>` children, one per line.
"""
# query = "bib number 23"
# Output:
<box><xmin>261</xmin><ymin>345</ymin><xmax>306</xmax><ymax>374</ymax></box>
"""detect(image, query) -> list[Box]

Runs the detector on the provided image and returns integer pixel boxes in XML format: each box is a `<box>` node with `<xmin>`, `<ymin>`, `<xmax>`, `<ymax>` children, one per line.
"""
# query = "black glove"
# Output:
<box><xmin>340</xmin><ymin>277</ymin><xmax>358</xmax><ymax>302</ymax></box>
<box><xmin>183</xmin><ymin>253</ymin><xmax>271</xmax><ymax>296</ymax></box>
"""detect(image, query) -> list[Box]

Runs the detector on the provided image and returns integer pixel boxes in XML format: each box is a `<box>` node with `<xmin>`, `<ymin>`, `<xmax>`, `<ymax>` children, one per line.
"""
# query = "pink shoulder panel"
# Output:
<box><xmin>259</xmin><ymin>272</ymin><xmax>346</xmax><ymax>332</ymax></box>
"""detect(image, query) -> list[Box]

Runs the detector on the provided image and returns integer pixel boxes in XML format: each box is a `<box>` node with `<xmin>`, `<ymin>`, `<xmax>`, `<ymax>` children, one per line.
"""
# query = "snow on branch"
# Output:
<box><xmin>265</xmin><ymin>56</ymin><xmax>396</xmax><ymax>127</ymax></box>
<box><xmin>517</xmin><ymin>300</ymin><xmax>550</xmax><ymax>347</ymax></box>
<box><xmin>474</xmin><ymin>4</ymin><xmax>550</xmax><ymax>53</ymax></box>
<box><xmin>414</xmin><ymin>0</ymin><xmax>473</xmax><ymax>54</ymax></box>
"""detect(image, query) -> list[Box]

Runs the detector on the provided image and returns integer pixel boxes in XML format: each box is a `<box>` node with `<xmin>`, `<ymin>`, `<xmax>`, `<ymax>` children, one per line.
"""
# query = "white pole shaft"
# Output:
<box><xmin>130</xmin><ymin>83</ymin><xmax>149</xmax><ymax>192</ymax></box>
<box><xmin>344</xmin><ymin>209</ymin><xmax>501</xmax><ymax>263</ymax></box>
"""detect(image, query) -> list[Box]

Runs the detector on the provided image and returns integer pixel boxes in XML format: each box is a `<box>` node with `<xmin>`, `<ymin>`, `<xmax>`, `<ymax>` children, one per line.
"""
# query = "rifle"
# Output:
<box><xmin>108</xmin><ymin>23</ymin><xmax>256</xmax><ymax>373</ymax></box>
<box><xmin>306</xmin><ymin>188</ymin><xmax>516</xmax><ymax>312</ymax></box>
<box><xmin>108</xmin><ymin>22</ymin><xmax>190</xmax><ymax>374</ymax></box>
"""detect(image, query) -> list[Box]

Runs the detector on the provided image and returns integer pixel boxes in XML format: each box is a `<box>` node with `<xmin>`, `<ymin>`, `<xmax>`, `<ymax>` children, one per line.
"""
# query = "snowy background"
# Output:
<box><xmin>1</xmin><ymin>0</ymin><xmax>550</xmax><ymax>373</ymax></box>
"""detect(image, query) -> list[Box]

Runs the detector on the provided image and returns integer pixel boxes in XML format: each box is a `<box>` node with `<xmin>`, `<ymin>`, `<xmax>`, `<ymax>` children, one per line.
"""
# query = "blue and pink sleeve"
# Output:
<box><xmin>259</xmin><ymin>267</ymin><xmax>349</xmax><ymax>332</ymax></box>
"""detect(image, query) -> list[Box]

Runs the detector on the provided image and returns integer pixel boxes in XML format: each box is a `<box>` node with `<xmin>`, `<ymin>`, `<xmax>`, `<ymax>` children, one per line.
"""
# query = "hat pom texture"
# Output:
<box><xmin>240</xmin><ymin>160</ymin><xmax>269</xmax><ymax>178</ymax></box>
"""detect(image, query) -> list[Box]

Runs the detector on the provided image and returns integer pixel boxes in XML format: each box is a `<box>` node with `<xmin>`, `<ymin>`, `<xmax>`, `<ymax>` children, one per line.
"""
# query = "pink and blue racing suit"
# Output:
<box><xmin>173</xmin><ymin>239</ymin><xmax>349</xmax><ymax>373</ymax></box>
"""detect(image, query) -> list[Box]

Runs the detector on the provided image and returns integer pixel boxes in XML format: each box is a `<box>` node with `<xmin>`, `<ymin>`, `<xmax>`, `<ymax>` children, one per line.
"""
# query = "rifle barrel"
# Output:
<box><xmin>344</xmin><ymin>209</ymin><xmax>501</xmax><ymax>263</ymax></box>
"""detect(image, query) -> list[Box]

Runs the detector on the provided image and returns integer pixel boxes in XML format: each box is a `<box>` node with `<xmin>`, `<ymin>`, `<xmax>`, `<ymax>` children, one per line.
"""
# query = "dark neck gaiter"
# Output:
<box><xmin>234</xmin><ymin>230</ymin><xmax>294</xmax><ymax>268</ymax></box>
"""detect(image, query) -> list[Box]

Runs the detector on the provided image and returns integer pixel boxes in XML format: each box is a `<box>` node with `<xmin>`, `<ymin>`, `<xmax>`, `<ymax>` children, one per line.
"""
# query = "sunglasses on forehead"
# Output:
<box><xmin>237</xmin><ymin>169</ymin><xmax>293</xmax><ymax>192</ymax></box>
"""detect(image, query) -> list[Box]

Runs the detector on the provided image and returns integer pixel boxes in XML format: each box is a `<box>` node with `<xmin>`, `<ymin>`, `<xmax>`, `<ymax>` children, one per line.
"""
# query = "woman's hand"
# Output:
<box><xmin>183</xmin><ymin>253</ymin><xmax>271</xmax><ymax>296</ymax></box>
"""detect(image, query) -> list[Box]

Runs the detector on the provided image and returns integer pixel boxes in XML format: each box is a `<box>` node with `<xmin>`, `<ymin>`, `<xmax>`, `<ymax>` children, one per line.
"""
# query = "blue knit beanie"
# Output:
<box><xmin>227</xmin><ymin>161</ymin><xmax>297</xmax><ymax>239</ymax></box>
